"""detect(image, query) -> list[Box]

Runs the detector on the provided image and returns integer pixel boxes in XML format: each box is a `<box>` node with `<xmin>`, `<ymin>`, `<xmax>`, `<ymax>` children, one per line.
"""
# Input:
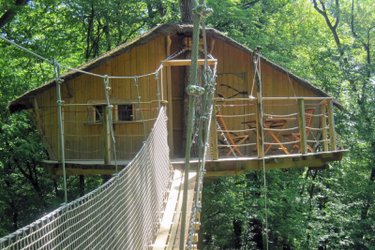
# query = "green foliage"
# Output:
<box><xmin>0</xmin><ymin>0</ymin><xmax>374</xmax><ymax>248</ymax></box>
<box><xmin>200</xmin><ymin>0</ymin><xmax>375</xmax><ymax>249</ymax></box>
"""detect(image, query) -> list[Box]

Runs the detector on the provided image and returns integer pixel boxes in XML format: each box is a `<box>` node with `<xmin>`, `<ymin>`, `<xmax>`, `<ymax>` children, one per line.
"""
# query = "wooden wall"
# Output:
<box><xmin>32</xmin><ymin>31</ymin><xmax>323</xmax><ymax>161</ymax></box>
<box><xmin>34</xmin><ymin>36</ymin><xmax>166</xmax><ymax>160</ymax></box>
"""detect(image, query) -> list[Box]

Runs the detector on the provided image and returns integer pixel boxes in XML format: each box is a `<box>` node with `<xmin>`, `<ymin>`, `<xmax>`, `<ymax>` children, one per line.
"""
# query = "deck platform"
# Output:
<box><xmin>42</xmin><ymin>150</ymin><xmax>346</xmax><ymax>176</ymax></box>
<box><xmin>172</xmin><ymin>150</ymin><xmax>346</xmax><ymax>177</ymax></box>
<box><xmin>42</xmin><ymin>160</ymin><xmax>130</xmax><ymax>176</ymax></box>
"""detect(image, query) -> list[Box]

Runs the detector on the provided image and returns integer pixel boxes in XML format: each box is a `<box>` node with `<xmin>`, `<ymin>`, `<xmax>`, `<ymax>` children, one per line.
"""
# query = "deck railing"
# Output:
<box><xmin>211</xmin><ymin>97</ymin><xmax>338</xmax><ymax>159</ymax></box>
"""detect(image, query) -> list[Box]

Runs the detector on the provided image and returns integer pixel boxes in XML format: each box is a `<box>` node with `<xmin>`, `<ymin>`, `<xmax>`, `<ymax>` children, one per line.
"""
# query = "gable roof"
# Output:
<box><xmin>9</xmin><ymin>23</ymin><xmax>333</xmax><ymax>112</ymax></box>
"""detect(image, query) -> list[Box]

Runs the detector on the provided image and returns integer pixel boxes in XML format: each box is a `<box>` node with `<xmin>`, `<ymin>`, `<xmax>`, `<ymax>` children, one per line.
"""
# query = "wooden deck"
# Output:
<box><xmin>42</xmin><ymin>150</ymin><xmax>345</xmax><ymax>176</ymax></box>
<box><xmin>180</xmin><ymin>150</ymin><xmax>346</xmax><ymax>177</ymax></box>
<box><xmin>152</xmin><ymin>169</ymin><xmax>197</xmax><ymax>249</ymax></box>
<box><xmin>42</xmin><ymin>160</ymin><xmax>130</xmax><ymax>176</ymax></box>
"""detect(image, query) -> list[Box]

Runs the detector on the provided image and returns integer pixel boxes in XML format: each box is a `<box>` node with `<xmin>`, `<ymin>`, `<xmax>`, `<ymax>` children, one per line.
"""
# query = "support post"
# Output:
<box><xmin>102</xmin><ymin>76</ymin><xmax>113</xmax><ymax>167</ymax></box>
<box><xmin>180</xmin><ymin>0</ymin><xmax>204</xmax><ymax>248</ymax></box>
<box><xmin>54</xmin><ymin>60</ymin><xmax>68</xmax><ymax>204</ymax></box>
<box><xmin>327</xmin><ymin>99</ymin><xmax>337</xmax><ymax>151</ymax></box>
<box><xmin>298</xmin><ymin>99</ymin><xmax>307</xmax><ymax>154</ymax></box>
<box><xmin>321</xmin><ymin>103</ymin><xmax>329</xmax><ymax>152</ymax></box>
<box><xmin>254</xmin><ymin>50</ymin><xmax>264</xmax><ymax>158</ymax></box>
<box><xmin>165</xmin><ymin>35</ymin><xmax>174</xmax><ymax>156</ymax></box>
<box><xmin>210</xmin><ymin>111</ymin><xmax>218</xmax><ymax>160</ymax></box>
<box><xmin>103</xmin><ymin>106</ymin><xmax>112</xmax><ymax>164</ymax></box>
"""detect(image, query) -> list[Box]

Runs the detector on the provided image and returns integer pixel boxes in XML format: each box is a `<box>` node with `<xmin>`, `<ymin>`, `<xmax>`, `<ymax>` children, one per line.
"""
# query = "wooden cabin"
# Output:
<box><xmin>9</xmin><ymin>24</ymin><xmax>345</xmax><ymax>176</ymax></box>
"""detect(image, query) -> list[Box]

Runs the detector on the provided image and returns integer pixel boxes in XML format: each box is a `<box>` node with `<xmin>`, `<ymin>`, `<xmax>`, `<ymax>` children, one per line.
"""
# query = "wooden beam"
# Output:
<box><xmin>103</xmin><ymin>106</ymin><xmax>112</xmax><ymax>164</ymax></box>
<box><xmin>162</xmin><ymin>59</ymin><xmax>217</xmax><ymax>67</ymax></box>
<box><xmin>165</xmin><ymin>35</ymin><xmax>174</xmax><ymax>156</ymax></box>
<box><xmin>210</xmin><ymin>112</ymin><xmax>219</xmax><ymax>160</ymax></box>
<box><xmin>41</xmin><ymin>149</ymin><xmax>346</xmax><ymax>177</ymax></box>
<box><xmin>42</xmin><ymin>160</ymin><xmax>128</xmax><ymax>176</ymax></box>
<box><xmin>263</xmin><ymin>97</ymin><xmax>333</xmax><ymax>101</ymax></box>
<box><xmin>171</xmin><ymin>150</ymin><xmax>346</xmax><ymax>177</ymax></box>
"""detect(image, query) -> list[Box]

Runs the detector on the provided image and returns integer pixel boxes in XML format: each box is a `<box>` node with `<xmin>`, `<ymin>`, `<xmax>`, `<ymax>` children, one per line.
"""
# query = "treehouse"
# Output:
<box><xmin>9</xmin><ymin>24</ymin><xmax>345</xmax><ymax>176</ymax></box>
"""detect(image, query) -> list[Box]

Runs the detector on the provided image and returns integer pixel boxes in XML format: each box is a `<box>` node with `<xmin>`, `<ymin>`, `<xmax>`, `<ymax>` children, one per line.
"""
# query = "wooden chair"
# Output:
<box><xmin>216</xmin><ymin>111</ymin><xmax>249</xmax><ymax>157</ymax></box>
<box><xmin>291</xmin><ymin>108</ymin><xmax>316</xmax><ymax>153</ymax></box>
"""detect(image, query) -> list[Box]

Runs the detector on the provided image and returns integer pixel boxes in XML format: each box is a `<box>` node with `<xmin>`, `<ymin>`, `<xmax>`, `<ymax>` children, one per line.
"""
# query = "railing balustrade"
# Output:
<box><xmin>212</xmin><ymin>97</ymin><xmax>338</xmax><ymax>159</ymax></box>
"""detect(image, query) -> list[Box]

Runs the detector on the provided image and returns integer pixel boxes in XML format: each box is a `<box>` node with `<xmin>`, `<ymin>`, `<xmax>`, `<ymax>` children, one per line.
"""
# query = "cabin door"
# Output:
<box><xmin>168</xmin><ymin>66</ymin><xmax>188</xmax><ymax>157</ymax></box>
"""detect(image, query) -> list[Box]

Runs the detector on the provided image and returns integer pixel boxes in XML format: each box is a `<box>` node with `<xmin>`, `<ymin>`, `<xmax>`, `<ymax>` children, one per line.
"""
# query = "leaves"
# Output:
<box><xmin>0</xmin><ymin>0</ymin><xmax>374</xmax><ymax>248</ymax></box>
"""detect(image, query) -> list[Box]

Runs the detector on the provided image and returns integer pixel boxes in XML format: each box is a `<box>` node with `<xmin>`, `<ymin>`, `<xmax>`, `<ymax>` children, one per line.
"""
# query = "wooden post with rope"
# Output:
<box><xmin>321</xmin><ymin>103</ymin><xmax>329</xmax><ymax>151</ymax></box>
<box><xmin>54</xmin><ymin>60</ymin><xmax>68</xmax><ymax>204</ymax></box>
<box><xmin>180</xmin><ymin>0</ymin><xmax>203</xmax><ymax>248</ymax></box>
<box><xmin>253</xmin><ymin>48</ymin><xmax>269</xmax><ymax>250</ymax></box>
<box><xmin>298</xmin><ymin>99</ymin><xmax>307</xmax><ymax>154</ymax></box>
<box><xmin>327</xmin><ymin>99</ymin><xmax>337</xmax><ymax>151</ymax></box>
<box><xmin>254</xmin><ymin>48</ymin><xmax>264</xmax><ymax>158</ymax></box>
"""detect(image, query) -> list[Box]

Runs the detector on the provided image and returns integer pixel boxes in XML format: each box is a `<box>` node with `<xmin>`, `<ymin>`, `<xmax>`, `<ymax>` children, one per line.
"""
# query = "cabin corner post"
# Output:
<box><xmin>33</xmin><ymin>97</ymin><xmax>56</xmax><ymax>159</ymax></box>
<box><xmin>53</xmin><ymin>60</ymin><xmax>68</xmax><ymax>203</ymax></box>
<box><xmin>327</xmin><ymin>99</ymin><xmax>337</xmax><ymax>151</ymax></box>
<box><xmin>298</xmin><ymin>99</ymin><xmax>307</xmax><ymax>154</ymax></box>
<box><xmin>165</xmin><ymin>35</ymin><xmax>174</xmax><ymax>156</ymax></box>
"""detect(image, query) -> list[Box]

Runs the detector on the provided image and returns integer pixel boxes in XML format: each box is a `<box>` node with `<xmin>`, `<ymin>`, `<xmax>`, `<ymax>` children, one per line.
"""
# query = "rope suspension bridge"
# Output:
<box><xmin>0</xmin><ymin>44</ymin><xmax>213</xmax><ymax>250</ymax></box>
<box><xmin>0</xmin><ymin>1</ymin><xmax>345</xmax><ymax>248</ymax></box>
<box><xmin>0</xmin><ymin>107</ymin><xmax>172</xmax><ymax>249</ymax></box>
<box><xmin>0</xmin><ymin>3</ymin><xmax>216</xmax><ymax>247</ymax></box>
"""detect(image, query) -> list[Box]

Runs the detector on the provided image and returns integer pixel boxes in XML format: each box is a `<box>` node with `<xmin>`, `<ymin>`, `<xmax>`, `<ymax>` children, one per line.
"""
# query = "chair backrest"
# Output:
<box><xmin>216</xmin><ymin>111</ymin><xmax>242</xmax><ymax>156</ymax></box>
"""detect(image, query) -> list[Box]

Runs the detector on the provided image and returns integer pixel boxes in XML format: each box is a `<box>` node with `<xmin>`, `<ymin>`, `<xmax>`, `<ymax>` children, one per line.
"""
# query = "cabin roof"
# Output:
<box><xmin>8</xmin><ymin>23</ymin><xmax>335</xmax><ymax>112</ymax></box>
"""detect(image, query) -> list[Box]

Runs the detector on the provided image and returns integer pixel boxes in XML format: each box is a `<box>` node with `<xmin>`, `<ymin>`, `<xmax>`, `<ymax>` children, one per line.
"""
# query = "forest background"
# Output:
<box><xmin>0</xmin><ymin>0</ymin><xmax>374</xmax><ymax>249</ymax></box>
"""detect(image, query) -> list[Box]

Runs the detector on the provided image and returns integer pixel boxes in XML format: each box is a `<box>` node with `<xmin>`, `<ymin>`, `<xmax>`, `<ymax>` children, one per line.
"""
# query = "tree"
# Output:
<box><xmin>0</xmin><ymin>0</ymin><xmax>29</xmax><ymax>28</ymax></box>
<box><xmin>179</xmin><ymin>0</ymin><xmax>193</xmax><ymax>23</ymax></box>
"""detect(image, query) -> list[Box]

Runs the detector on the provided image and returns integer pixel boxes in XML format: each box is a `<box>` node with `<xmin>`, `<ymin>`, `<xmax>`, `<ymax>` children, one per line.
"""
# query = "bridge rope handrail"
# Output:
<box><xmin>0</xmin><ymin>107</ymin><xmax>172</xmax><ymax>250</ymax></box>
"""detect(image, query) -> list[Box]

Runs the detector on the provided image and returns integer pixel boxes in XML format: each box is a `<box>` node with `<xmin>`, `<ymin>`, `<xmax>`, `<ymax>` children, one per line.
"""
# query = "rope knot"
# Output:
<box><xmin>186</xmin><ymin>84</ymin><xmax>205</xmax><ymax>97</ymax></box>
<box><xmin>193</xmin><ymin>4</ymin><xmax>213</xmax><ymax>18</ymax></box>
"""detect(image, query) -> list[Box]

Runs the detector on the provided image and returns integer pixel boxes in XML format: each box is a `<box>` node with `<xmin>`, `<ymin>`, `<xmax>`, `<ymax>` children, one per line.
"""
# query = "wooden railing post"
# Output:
<box><xmin>321</xmin><ymin>102</ymin><xmax>329</xmax><ymax>152</ymax></box>
<box><xmin>256</xmin><ymin>97</ymin><xmax>264</xmax><ymax>158</ymax></box>
<box><xmin>298</xmin><ymin>99</ymin><xmax>307</xmax><ymax>154</ymax></box>
<box><xmin>103</xmin><ymin>106</ymin><xmax>112</xmax><ymax>164</ymax></box>
<box><xmin>327</xmin><ymin>99</ymin><xmax>337</xmax><ymax>151</ymax></box>
<box><xmin>210</xmin><ymin>109</ymin><xmax>219</xmax><ymax>160</ymax></box>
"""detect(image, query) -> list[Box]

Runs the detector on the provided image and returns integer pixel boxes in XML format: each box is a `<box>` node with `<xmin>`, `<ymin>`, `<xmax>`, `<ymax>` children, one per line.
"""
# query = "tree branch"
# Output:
<box><xmin>242</xmin><ymin>0</ymin><xmax>261</xmax><ymax>9</ymax></box>
<box><xmin>312</xmin><ymin>0</ymin><xmax>342</xmax><ymax>52</ymax></box>
<box><xmin>0</xmin><ymin>0</ymin><xmax>29</xmax><ymax>28</ymax></box>
<box><xmin>351</xmin><ymin>0</ymin><xmax>360</xmax><ymax>40</ymax></box>
<box><xmin>333</xmin><ymin>0</ymin><xmax>340</xmax><ymax>30</ymax></box>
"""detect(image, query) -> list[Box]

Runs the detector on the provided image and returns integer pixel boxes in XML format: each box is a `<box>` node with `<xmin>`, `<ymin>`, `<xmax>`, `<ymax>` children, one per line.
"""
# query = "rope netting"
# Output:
<box><xmin>0</xmin><ymin>106</ymin><xmax>172</xmax><ymax>250</ymax></box>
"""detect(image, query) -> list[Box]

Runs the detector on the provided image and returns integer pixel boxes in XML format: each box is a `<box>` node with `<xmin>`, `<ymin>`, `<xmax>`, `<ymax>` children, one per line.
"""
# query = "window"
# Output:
<box><xmin>88</xmin><ymin>103</ymin><xmax>135</xmax><ymax>124</ymax></box>
<box><xmin>117</xmin><ymin>104</ymin><xmax>134</xmax><ymax>121</ymax></box>
<box><xmin>94</xmin><ymin>105</ymin><xmax>105</xmax><ymax>123</ymax></box>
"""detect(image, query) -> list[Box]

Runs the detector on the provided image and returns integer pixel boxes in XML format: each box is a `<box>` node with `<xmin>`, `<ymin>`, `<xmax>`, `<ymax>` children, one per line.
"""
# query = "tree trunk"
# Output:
<box><xmin>0</xmin><ymin>0</ymin><xmax>29</xmax><ymax>28</ymax></box>
<box><xmin>179</xmin><ymin>0</ymin><xmax>194</xmax><ymax>24</ymax></box>
<box><xmin>232</xmin><ymin>219</ymin><xmax>243</xmax><ymax>248</ymax></box>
